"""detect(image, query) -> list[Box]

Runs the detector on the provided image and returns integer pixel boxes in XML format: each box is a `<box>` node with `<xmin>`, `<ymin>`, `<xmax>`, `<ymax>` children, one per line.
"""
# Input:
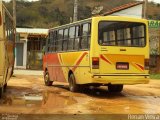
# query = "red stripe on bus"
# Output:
<box><xmin>100</xmin><ymin>55</ymin><xmax>112</xmax><ymax>64</ymax></box>
<box><xmin>59</xmin><ymin>54</ymin><xmax>63</xmax><ymax>64</ymax></box>
<box><xmin>135</xmin><ymin>63</ymin><xmax>144</xmax><ymax>71</ymax></box>
<box><xmin>72</xmin><ymin>52</ymin><xmax>88</xmax><ymax>72</ymax></box>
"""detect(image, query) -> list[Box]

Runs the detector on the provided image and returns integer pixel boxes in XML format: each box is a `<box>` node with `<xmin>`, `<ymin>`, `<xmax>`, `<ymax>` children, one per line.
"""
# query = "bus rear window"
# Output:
<box><xmin>98</xmin><ymin>21</ymin><xmax>146</xmax><ymax>47</ymax></box>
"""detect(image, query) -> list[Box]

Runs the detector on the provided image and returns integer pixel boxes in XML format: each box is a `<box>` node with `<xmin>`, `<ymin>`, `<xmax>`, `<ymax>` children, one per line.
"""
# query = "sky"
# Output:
<box><xmin>2</xmin><ymin>0</ymin><xmax>160</xmax><ymax>3</ymax></box>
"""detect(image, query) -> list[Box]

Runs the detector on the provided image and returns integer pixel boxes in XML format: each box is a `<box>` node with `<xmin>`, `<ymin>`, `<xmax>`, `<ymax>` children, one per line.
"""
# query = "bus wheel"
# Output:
<box><xmin>69</xmin><ymin>74</ymin><xmax>80</xmax><ymax>92</ymax></box>
<box><xmin>108</xmin><ymin>85</ymin><xmax>123</xmax><ymax>93</ymax></box>
<box><xmin>0</xmin><ymin>86</ymin><xmax>4</xmax><ymax>98</ymax></box>
<box><xmin>44</xmin><ymin>71</ymin><xmax>53</xmax><ymax>86</ymax></box>
<box><xmin>4</xmin><ymin>83</ymin><xmax>7</xmax><ymax>92</ymax></box>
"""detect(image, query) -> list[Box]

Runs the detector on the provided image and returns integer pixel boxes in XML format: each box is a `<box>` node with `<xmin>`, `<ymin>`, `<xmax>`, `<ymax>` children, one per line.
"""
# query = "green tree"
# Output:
<box><xmin>39</xmin><ymin>6</ymin><xmax>48</xmax><ymax>17</ymax></box>
<box><xmin>78</xmin><ymin>6</ymin><xmax>92</xmax><ymax>20</ymax></box>
<box><xmin>49</xmin><ymin>8</ymin><xmax>69</xmax><ymax>25</ymax></box>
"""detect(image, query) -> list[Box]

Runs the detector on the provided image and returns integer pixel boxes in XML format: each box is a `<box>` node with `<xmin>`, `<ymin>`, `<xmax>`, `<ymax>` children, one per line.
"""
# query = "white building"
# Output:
<box><xmin>15</xmin><ymin>28</ymin><xmax>48</xmax><ymax>69</ymax></box>
<box><xmin>101</xmin><ymin>1</ymin><xmax>144</xmax><ymax>18</ymax></box>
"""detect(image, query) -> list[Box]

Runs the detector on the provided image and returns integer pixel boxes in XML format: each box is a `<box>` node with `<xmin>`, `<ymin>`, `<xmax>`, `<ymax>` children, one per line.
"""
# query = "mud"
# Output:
<box><xmin>0</xmin><ymin>75</ymin><xmax>160</xmax><ymax>116</ymax></box>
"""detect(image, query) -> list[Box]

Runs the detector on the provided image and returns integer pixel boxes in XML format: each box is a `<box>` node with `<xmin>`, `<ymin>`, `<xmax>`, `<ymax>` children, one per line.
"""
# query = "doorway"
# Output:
<box><xmin>16</xmin><ymin>43</ymin><xmax>23</xmax><ymax>66</ymax></box>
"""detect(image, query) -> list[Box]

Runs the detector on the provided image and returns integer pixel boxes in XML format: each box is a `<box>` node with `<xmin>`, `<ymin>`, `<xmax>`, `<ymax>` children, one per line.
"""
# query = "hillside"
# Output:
<box><xmin>4</xmin><ymin>0</ymin><xmax>160</xmax><ymax>28</ymax></box>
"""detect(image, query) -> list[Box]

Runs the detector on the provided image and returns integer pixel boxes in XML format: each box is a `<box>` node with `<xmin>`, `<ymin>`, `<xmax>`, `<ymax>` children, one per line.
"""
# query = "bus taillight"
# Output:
<box><xmin>145</xmin><ymin>59</ymin><xmax>149</xmax><ymax>70</ymax></box>
<box><xmin>92</xmin><ymin>57</ymin><xmax>99</xmax><ymax>69</ymax></box>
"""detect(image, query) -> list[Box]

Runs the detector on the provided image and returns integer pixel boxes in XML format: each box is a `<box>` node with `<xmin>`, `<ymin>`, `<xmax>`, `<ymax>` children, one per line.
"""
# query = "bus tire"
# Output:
<box><xmin>0</xmin><ymin>86</ymin><xmax>4</xmax><ymax>98</ymax></box>
<box><xmin>69</xmin><ymin>73</ymin><xmax>80</xmax><ymax>92</ymax></box>
<box><xmin>108</xmin><ymin>85</ymin><xmax>123</xmax><ymax>93</ymax></box>
<box><xmin>4</xmin><ymin>83</ymin><xmax>7</xmax><ymax>92</ymax></box>
<box><xmin>44</xmin><ymin>71</ymin><xmax>53</xmax><ymax>86</ymax></box>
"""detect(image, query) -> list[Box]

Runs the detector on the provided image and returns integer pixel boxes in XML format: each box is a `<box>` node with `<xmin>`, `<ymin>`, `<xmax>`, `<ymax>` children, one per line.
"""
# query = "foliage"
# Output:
<box><xmin>5</xmin><ymin>0</ymin><xmax>160</xmax><ymax>28</ymax></box>
<box><xmin>150</xmin><ymin>74</ymin><xmax>160</xmax><ymax>79</ymax></box>
<box><xmin>78</xmin><ymin>6</ymin><xmax>92</xmax><ymax>20</ymax></box>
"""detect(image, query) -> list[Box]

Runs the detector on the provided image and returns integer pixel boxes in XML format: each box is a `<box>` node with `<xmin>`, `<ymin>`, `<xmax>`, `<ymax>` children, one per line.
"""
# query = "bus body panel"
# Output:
<box><xmin>99</xmin><ymin>54</ymin><xmax>145</xmax><ymax>74</ymax></box>
<box><xmin>44</xmin><ymin>53</ymin><xmax>66</xmax><ymax>82</ymax></box>
<box><xmin>82</xmin><ymin>74</ymin><xmax>149</xmax><ymax>85</ymax></box>
<box><xmin>43</xmin><ymin>51</ymin><xmax>90</xmax><ymax>84</ymax></box>
<box><xmin>89</xmin><ymin>17</ymin><xmax>149</xmax><ymax>84</ymax></box>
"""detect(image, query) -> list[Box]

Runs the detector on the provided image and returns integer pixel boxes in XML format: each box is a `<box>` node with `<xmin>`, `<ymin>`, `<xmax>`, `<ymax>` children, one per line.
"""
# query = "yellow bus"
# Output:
<box><xmin>0</xmin><ymin>1</ymin><xmax>15</xmax><ymax>98</ymax></box>
<box><xmin>43</xmin><ymin>16</ymin><xmax>149</xmax><ymax>92</ymax></box>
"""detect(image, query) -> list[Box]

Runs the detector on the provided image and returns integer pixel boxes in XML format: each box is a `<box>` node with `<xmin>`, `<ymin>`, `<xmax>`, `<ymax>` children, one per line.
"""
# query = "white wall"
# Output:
<box><xmin>111</xmin><ymin>4</ymin><xmax>143</xmax><ymax>18</ymax></box>
<box><xmin>14</xmin><ymin>40</ymin><xmax>27</xmax><ymax>69</ymax></box>
<box><xmin>23</xmin><ymin>41</ymin><xmax>27</xmax><ymax>69</ymax></box>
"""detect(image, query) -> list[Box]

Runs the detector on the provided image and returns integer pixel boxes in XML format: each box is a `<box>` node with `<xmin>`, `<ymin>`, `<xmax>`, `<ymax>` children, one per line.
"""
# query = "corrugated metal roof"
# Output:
<box><xmin>16</xmin><ymin>28</ymin><xmax>48</xmax><ymax>35</ymax></box>
<box><xmin>101</xmin><ymin>1</ymin><xmax>144</xmax><ymax>16</ymax></box>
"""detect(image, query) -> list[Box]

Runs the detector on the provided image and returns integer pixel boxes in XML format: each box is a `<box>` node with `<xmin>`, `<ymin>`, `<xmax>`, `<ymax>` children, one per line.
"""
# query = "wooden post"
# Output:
<box><xmin>143</xmin><ymin>0</ymin><xmax>148</xmax><ymax>19</ymax></box>
<box><xmin>73</xmin><ymin>0</ymin><xmax>78</xmax><ymax>22</ymax></box>
<box><xmin>13</xmin><ymin>0</ymin><xmax>16</xmax><ymax>29</ymax></box>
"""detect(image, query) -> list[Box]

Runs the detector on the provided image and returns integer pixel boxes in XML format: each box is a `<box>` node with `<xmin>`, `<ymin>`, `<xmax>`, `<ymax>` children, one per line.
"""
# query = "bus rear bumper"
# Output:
<box><xmin>90</xmin><ymin>74</ymin><xmax>149</xmax><ymax>85</ymax></box>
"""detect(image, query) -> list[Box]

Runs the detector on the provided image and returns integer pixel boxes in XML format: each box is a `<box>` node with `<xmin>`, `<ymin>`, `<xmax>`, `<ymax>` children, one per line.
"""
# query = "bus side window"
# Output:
<box><xmin>68</xmin><ymin>26</ymin><xmax>75</xmax><ymax>51</ymax></box>
<box><xmin>74</xmin><ymin>25</ymin><xmax>80</xmax><ymax>50</ymax></box>
<box><xmin>63</xmin><ymin>28</ymin><xmax>68</xmax><ymax>51</ymax></box>
<box><xmin>53</xmin><ymin>31</ymin><xmax>57</xmax><ymax>52</ymax></box>
<box><xmin>47</xmin><ymin>36</ymin><xmax>50</xmax><ymax>53</ymax></box>
<box><xmin>5</xmin><ymin>11</ymin><xmax>14</xmax><ymax>41</ymax></box>
<box><xmin>80</xmin><ymin>23</ymin><xmax>90</xmax><ymax>50</ymax></box>
<box><xmin>47</xmin><ymin>32</ymin><xmax>50</xmax><ymax>52</ymax></box>
<box><xmin>48</xmin><ymin>31</ymin><xmax>53</xmax><ymax>52</ymax></box>
<box><xmin>45</xmin><ymin>36</ymin><xmax>49</xmax><ymax>53</ymax></box>
<box><xmin>57</xmin><ymin>29</ymin><xmax>63</xmax><ymax>51</ymax></box>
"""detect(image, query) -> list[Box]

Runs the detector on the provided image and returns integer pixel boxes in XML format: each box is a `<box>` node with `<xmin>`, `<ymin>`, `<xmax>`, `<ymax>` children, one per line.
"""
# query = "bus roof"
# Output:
<box><xmin>49</xmin><ymin>17</ymin><xmax>92</xmax><ymax>31</ymax></box>
<box><xmin>49</xmin><ymin>16</ymin><xmax>147</xmax><ymax>31</ymax></box>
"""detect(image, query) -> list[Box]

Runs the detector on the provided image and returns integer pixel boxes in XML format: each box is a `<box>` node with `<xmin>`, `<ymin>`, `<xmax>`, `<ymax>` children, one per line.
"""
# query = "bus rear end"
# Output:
<box><xmin>0</xmin><ymin>1</ymin><xmax>5</xmax><ymax>97</ymax></box>
<box><xmin>0</xmin><ymin>2</ymin><xmax>15</xmax><ymax>97</ymax></box>
<box><xmin>90</xmin><ymin>16</ymin><xmax>149</xmax><ymax>91</ymax></box>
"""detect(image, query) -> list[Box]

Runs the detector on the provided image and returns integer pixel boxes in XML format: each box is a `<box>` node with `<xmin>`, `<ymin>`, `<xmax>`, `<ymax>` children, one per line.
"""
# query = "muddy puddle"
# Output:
<box><xmin>1</xmin><ymin>75</ymin><xmax>160</xmax><ymax>115</ymax></box>
<box><xmin>0</xmin><ymin>91</ymin><xmax>77</xmax><ymax>110</ymax></box>
<box><xmin>88</xmin><ymin>93</ymin><xmax>160</xmax><ymax>114</ymax></box>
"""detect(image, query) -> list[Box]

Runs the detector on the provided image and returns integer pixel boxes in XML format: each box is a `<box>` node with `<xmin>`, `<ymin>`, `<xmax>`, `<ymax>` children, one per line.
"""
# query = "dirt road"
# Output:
<box><xmin>0</xmin><ymin>72</ymin><xmax>160</xmax><ymax>119</ymax></box>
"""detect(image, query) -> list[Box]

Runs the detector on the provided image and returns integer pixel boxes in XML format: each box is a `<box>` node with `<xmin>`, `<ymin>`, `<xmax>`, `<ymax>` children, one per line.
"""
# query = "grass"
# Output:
<box><xmin>150</xmin><ymin>74</ymin><xmax>160</xmax><ymax>79</ymax></box>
